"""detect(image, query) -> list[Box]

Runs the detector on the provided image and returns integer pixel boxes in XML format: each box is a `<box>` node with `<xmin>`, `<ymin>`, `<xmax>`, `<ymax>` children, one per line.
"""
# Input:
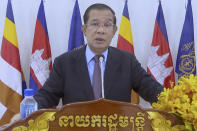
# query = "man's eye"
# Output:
<box><xmin>104</xmin><ymin>23</ymin><xmax>113</xmax><ymax>27</ymax></box>
<box><xmin>91</xmin><ymin>23</ymin><xmax>99</xmax><ymax>26</ymax></box>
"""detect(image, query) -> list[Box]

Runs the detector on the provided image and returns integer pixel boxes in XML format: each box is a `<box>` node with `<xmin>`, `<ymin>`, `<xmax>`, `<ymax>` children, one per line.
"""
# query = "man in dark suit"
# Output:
<box><xmin>34</xmin><ymin>3</ymin><xmax>163</xmax><ymax>109</ymax></box>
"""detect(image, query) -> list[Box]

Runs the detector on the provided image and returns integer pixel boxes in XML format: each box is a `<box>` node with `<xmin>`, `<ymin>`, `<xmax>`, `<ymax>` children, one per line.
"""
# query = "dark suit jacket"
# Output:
<box><xmin>34</xmin><ymin>45</ymin><xmax>163</xmax><ymax>109</ymax></box>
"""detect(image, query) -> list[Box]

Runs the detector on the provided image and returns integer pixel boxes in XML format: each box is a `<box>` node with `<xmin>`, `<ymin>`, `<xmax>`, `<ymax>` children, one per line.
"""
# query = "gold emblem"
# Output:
<box><xmin>179</xmin><ymin>42</ymin><xmax>196</xmax><ymax>75</ymax></box>
<box><xmin>12</xmin><ymin>112</ymin><xmax>56</xmax><ymax>131</ymax></box>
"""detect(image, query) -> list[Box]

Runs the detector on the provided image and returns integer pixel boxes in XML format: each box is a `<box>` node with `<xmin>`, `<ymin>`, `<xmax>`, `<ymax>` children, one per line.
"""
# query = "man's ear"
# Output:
<box><xmin>81</xmin><ymin>25</ymin><xmax>86</xmax><ymax>36</ymax></box>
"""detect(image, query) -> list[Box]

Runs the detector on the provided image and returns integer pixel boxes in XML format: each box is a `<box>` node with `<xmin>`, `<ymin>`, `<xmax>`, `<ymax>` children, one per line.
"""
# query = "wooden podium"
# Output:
<box><xmin>2</xmin><ymin>99</ymin><xmax>185</xmax><ymax>131</ymax></box>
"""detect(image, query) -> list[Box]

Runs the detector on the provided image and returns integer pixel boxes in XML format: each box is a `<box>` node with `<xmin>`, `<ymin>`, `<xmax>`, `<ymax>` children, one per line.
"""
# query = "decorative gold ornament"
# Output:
<box><xmin>12</xmin><ymin>112</ymin><xmax>56</xmax><ymax>131</ymax></box>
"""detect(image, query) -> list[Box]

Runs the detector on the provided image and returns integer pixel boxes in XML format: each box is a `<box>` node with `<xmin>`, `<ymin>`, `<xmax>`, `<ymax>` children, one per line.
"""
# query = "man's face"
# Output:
<box><xmin>82</xmin><ymin>9</ymin><xmax>117</xmax><ymax>54</ymax></box>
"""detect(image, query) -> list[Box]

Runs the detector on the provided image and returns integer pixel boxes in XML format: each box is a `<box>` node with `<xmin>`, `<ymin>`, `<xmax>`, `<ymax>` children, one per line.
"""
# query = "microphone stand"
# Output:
<box><xmin>99</xmin><ymin>56</ymin><xmax>104</xmax><ymax>98</ymax></box>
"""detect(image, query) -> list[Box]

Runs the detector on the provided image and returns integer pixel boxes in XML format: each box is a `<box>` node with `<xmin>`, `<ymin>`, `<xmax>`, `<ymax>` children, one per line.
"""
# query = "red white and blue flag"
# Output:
<box><xmin>147</xmin><ymin>1</ymin><xmax>175</xmax><ymax>88</ymax></box>
<box><xmin>29</xmin><ymin>0</ymin><xmax>52</xmax><ymax>93</ymax></box>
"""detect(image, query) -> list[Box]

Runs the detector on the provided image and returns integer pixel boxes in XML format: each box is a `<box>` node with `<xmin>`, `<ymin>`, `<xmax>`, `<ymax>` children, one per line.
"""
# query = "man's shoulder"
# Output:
<box><xmin>109</xmin><ymin>46</ymin><xmax>134</xmax><ymax>58</ymax></box>
<box><xmin>58</xmin><ymin>45</ymin><xmax>85</xmax><ymax>57</ymax></box>
<box><xmin>55</xmin><ymin>45</ymin><xmax>86</xmax><ymax>61</ymax></box>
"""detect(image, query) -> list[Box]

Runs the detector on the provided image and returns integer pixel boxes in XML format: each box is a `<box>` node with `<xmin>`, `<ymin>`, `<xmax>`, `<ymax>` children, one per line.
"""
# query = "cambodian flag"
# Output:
<box><xmin>29</xmin><ymin>0</ymin><xmax>52</xmax><ymax>93</ymax></box>
<box><xmin>147</xmin><ymin>1</ymin><xmax>175</xmax><ymax>88</ymax></box>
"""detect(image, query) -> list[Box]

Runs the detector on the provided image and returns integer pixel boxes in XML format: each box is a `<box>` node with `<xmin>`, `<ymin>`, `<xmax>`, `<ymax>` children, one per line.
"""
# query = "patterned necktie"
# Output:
<box><xmin>93</xmin><ymin>55</ymin><xmax>102</xmax><ymax>99</ymax></box>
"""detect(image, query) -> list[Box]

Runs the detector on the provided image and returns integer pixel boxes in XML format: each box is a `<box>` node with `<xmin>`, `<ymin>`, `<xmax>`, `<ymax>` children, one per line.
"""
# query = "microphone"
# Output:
<box><xmin>99</xmin><ymin>55</ymin><xmax>105</xmax><ymax>98</ymax></box>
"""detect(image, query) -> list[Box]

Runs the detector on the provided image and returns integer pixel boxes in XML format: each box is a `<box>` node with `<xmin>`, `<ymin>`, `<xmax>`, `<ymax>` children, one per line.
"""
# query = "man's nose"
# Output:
<box><xmin>96</xmin><ymin>25</ymin><xmax>105</xmax><ymax>33</ymax></box>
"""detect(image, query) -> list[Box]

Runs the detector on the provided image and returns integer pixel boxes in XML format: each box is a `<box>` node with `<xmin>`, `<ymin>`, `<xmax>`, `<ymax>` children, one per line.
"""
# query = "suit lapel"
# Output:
<box><xmin>104</xmin><ymin>47</ymin><xmax>121</xmax><ymax>97</ymax></box>
<box><xmin>74</xmin><ymin>46</ymin><xmax>95</xmax><ymax>99</ymax></box>
<box><xmin>72</xmin><ymin>46</ymin><xmax>121</xmax><ymax>99</ymax></box>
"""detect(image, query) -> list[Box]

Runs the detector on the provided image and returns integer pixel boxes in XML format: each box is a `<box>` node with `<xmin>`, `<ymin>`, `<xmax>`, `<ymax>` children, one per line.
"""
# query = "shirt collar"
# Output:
<box><xmin>86</xmin><ymin>44</ymin><xmax>108</xmax><ymax>64</ymax></box>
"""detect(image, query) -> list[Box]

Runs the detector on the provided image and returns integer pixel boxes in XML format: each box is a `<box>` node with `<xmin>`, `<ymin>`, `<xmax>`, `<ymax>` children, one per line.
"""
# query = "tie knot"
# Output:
<box><xmin>94</xmin><ymin>55</ymin><xmax>100</xmax><ymax>63</ymax></box>
<box><xmin>94</xmin><ymin>55</ymin><xmax>104</xmax><ymax>63</ymax></box>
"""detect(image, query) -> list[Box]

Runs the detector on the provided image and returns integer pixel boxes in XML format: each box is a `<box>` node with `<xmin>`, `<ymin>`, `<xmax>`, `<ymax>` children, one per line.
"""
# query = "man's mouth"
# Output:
<box><xmin>95</xmin><ymin>38</ymin><xmax>105</xmax><ymax>42</ymax></box>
